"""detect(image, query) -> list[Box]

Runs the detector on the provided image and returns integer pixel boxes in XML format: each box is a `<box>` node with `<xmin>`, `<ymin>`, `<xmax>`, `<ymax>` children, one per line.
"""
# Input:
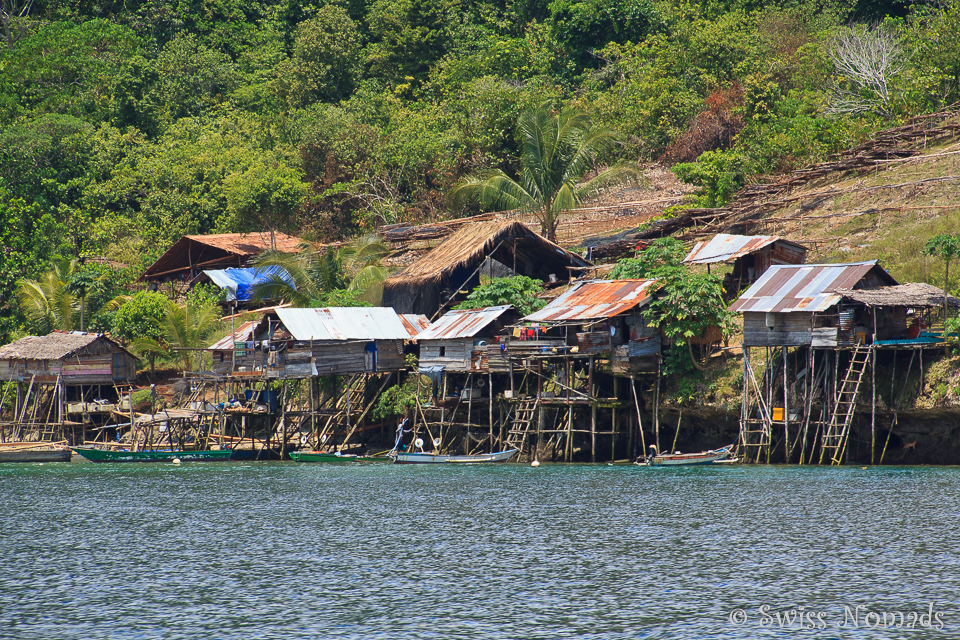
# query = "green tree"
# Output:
<box><xmin>609</xmin><ymin>237</ymin><xmax>685</xmax><ymax>279</ymax></box>
<box><xmin>273</xmin><ymin>6</ymin><xmax>362</xmax><ymax>106</ymax></box>
<box><xmin>454</xmin><ymin>276</ymin><xmax>546</xmax><ymax>316</ymax></box>
<box><xmin>923</xmin><ymin>234</ymin><xmax>960</xmax><ymax>320</ymax></box>
<box><xmin>131</xmin><ymin>297</ymin><xmax>221</xmax><ymax>372</ymax></box>
<box><xmin>449</xmin><ymin>102</ymin><xmax>640</xmax><ymax>241</ymax></box>
<box><xmin>223</xmin><ymin>161</ymin><xmax>308</xmax><ymax>250</ymax></box>
<box><xmin>151</xmin><ymin>33</ymin><xmax>239</xmax><ymax>121</ymax></box>
<box><xmin>548</xmin><ymin>0</ymin><xmax>661</xmax><ymax>67</ymax></box>
<box><xmin>112</xmin><ymin>290</ymin><xmax>168</xmax><ymax>375</ymax></box>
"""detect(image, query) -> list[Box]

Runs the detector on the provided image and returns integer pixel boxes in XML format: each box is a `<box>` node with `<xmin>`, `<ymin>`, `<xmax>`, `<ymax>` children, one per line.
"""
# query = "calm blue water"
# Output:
<box><xmin>1</xmin><ymin>461</ymin><xmax>957</xmax><ymax>639</ymax></box>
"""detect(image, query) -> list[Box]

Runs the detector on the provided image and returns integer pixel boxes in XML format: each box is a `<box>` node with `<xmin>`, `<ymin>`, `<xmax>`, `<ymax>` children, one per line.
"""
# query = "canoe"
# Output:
<box><xmin>0</xmin><ymin>444</ymin><xmax>72</xmax><ymax>463</ymax></box>
<box><xmin>390</xmin><ymin>449</ymin><xmax>519</xmax><ymax>464</ymax></box>
<box><xmin>289</xmin><ymin>451</ymin><xmax>388</xmax><ymax>463</ymax></box>
<box><xmin>71</xmin><ymin>447</ymin><xmax>233</xmax><ymax>463</ymax></box>
<box><xmin>637</xmin><ymin>444</ymin><xmax>735</xmax><ymax>467</ymax></box>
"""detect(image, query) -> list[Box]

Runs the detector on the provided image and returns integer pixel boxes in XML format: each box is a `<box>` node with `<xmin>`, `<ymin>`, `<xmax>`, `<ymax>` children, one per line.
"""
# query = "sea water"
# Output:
<box><xmin>1</xmin><ymin>461</ymin><xmax>957</xmax><ymax>639</ymax></box>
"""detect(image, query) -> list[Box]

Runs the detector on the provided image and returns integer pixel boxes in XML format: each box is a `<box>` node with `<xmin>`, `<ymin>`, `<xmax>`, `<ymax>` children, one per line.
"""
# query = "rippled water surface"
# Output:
<box><xmin>1</xmin><ymin>460</ymin><xmax>958</xmax><ymax>639</ymax></box>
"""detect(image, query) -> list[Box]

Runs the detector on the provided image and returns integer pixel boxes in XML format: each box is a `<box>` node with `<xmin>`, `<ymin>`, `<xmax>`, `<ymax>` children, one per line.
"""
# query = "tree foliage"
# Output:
<box><xmin>454</xmin><ymin>276</ymin><xmax>546</xmax><ymax>316</ymax></box>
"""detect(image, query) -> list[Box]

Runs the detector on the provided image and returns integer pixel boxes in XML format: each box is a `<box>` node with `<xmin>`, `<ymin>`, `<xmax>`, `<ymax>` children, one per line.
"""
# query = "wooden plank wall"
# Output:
<box><xmin>420</xmin><ymin>339</ymin><xmax>472</xmax><ymax>371</ymax></box>
<box><xmin>743</xmin><ymin>312</ymin><xmax>813</xmax><ymax>346</ymax></box>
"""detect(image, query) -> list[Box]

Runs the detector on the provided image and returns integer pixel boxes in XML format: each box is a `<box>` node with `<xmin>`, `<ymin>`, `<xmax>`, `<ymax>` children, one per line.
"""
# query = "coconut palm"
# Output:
<box><xmin>449</xmin><ymin>102</ymin><xmax>642</xmax><ymax>241</ymax></box>
<box><xmin>131</xmin><ymin>298</ymin><xmax>222</xmax><ymax>372</ymax></box>
<box><xmin>251</xmin><ymin>235</ymin><xmax>391</xmax><ymax>306</ymax></box>
<box><xmin>17</xmin><ymin>259</ymin><xmax>126</xmax><ymax>333</ymax></box>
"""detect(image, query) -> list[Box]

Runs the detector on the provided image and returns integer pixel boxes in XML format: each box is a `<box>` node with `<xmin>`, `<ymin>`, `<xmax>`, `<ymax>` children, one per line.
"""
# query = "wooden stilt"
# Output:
<box><xmin>654</xmin><ymin>356</ymin><xmax>661</xmax><ymax>453</ymax></box>
<box><xmin>631</xmin><ymin>376</ymin><xmax>645</xmax><ymax>455</ymax></box>
<box><xmin>611</xmin><ymin>376</ymin><xmax>618</xmax><ymax>462</ymax></box>
<box><xmin>488</xmin><ymin>373</ymin><xmax>494</xmax><ymax>453</ymax></box>
<box><xmin>783</xmin><ymin>347</ymin><xmax>790</xmax><ymax>462</ymax></box>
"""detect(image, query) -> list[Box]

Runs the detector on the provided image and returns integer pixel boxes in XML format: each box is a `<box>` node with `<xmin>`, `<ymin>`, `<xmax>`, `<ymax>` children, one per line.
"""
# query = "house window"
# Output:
<box><xmin>439</xmin><ymin>346</ymin><xmax>446</xmax><ymax>357</ymax></box>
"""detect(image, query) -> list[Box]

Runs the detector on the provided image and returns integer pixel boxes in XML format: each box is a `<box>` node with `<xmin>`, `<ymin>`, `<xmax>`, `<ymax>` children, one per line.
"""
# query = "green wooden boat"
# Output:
<box><xmin>71</xmin><ymin>446</ymin><xmax>233</xmax><ymax>463</ymax></box>
<box><xmin>289</xmin><ymin>451</ymin><xmax>388</xmax><ymax>463</ymax></box>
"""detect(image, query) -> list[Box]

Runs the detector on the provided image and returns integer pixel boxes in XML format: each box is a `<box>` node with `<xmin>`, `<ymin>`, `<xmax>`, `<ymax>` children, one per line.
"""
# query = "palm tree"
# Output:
<box><xmin>17</xmin><ymin>259</ymin><xmax>126</xmax><ymax>333</ymax></box>
<box><xmin>449</xmin><ymin>102</ymin><xmax>642</xmax><ymax>241</ymax></box>
<box><xmin>251</xmin><ymin>235</ymin><xmax>391</xmax><ymax>306</ymax></box>
<box><xmin>132</xmin><ymin>298</ymin><xmax>222</xmax><ymax>372</ymax></box>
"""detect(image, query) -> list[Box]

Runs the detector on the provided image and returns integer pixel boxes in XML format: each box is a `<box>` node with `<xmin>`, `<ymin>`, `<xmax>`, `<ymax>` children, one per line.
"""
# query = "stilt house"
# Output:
<box><xmin>684</xmin><ymin>234</ymin><xmax>807</xmax><ymax>292</ymax></box>
<box><xmin>0</xmin><ymin>332</ymin><xmax>137</xmax><ymax>384</ymax></box>
<box><xmin>261</xmin><ymin>307</ymin><xmax>418</xmax><ymax>377</ymax></box>
<box><xmin>521</xmin><ymin>279</ymin><xmax>660</xmax><ymax>372</ymax></box>
<box><xmin>730</xmin><ymin>261</ymin><xmax>898</xmax><ymax>347</ymax></box>
<box><xmin>416</xmin><ymin>305</ymin><xmax>521</xmax><ymax>373</ymax></box>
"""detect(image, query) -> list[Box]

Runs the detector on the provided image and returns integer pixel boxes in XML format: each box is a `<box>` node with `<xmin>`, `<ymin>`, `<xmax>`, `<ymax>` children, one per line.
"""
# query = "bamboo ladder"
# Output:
<box><xmin>819</xmin><ymin>344</ymin><xmax>873</xmax><ymax>465</ymax></box>
<box><xmin>503</xmin><ymin>396</ymin><xmax>540</xmax><ymax>459</ymax></box>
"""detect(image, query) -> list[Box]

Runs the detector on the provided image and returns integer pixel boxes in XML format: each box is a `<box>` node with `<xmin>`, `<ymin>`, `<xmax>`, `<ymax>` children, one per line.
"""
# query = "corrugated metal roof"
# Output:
<box><xmin>400</xmin><ymin>314</ymin><xmax>432</xmax><ymax>337</ymax></box>
<box><xmin>207</xmin><ymin>321</ymin><xmax>260</xmax><ymax>351</ymax></box>
<box><xmin>523</xmin><ymin>280</ymin><xmax>657</xmax><ymax>322</ymax></box>
<box><xmin>684</xmin><ymin>234</ymin><xmax>806</xmax><ymax>264</ymax></box>
<box><xmin>730</xmin><ymin>261</ymin><xmax>891</xmax><ymax>313</ymax></box>
<box><xmin>274</xmin><ymin>307</ymin><xmax>412</xmax><ymax>341</ymax></box>
<box><xmin>416</xmin><ymin>306</ymin><xmax>513</xmax><ymax>340</ymax></box>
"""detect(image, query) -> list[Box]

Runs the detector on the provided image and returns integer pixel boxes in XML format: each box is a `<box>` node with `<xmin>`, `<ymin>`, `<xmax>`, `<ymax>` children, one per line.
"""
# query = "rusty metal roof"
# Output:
<box><xmin>207</xmin><ymin>321</ymin><xmax>261</xmax><ymax>351</ymax></box>
<box><xmin>274</xmin><ymin>307</ymin><xmax>412</xmax><ymax>341</ymax></box>
<box><xmin>400</xmin><ymin>314</ymin><xmax>432</xmax><ymax>337</ymax></box>
<box><xmin>684</xmin><ymin>234</ymin><xmax>807</xmax><ymax>264</ymax></box>
<box><xmin>416</xmin><ymin>306</ymin><xmax>513</xmax><ymax>340</ymax></box>
<box><xmin>523</xmin><ymin>280</ymin><xmax>657</xmax><ymax>322</ymax></box>
<box><xmin>729</xmin><ymin>261</ymin><xmax>897</xmax><ymax>313</ymax></box>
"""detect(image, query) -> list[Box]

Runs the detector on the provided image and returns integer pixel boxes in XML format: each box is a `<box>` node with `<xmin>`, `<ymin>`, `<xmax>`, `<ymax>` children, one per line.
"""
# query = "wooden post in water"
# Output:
<box><xmin>783</xmin><ymin>346</ymin><xmax>790</xmax><ymax>463</ymax></box>
<box><xmin>589</xmin><ymin>357</ymin><xmax>596</xmax><ymax>462</ymax></box>
<box><xmin>611</xmin><ymin>376</ymin><xmax>618</xmax><ymax>462</ymax></box>
<box><xmin>654</xmin><ymin>356</ymin><xmax>661</xmax><ymax>454</ymax></box>
<box><xmin>488</xmin><ymin>372</ymin><xmax>494</xmax><ymax>453</ymax></box>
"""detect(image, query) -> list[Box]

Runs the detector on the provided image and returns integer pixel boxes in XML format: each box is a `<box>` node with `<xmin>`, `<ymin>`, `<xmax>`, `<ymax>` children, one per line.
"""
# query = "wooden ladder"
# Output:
<box><xmin>819</xmin><ymin>345</ymin><xmax>872</xmax><ymax>465</ymax></box>
<box><xmin>504</xmin><ymin>397</ymin><xmax>539</xmax><ymax>458</ymax></box>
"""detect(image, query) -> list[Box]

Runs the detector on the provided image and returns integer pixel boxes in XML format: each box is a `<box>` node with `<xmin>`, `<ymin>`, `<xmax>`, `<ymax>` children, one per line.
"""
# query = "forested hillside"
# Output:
<box><xmin>2</xmin><ymin>0</ymin><xmax>959</xmax><ymax>342</ymax></box>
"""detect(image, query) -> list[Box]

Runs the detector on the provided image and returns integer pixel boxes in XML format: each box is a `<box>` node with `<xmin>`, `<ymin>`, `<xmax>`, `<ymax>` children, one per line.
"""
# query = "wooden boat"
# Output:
<box><xmin>390</xmin><ymin>449</ymin><xmax>519</xmax><ymax>464</ymax></box>
<box><xmin>289</xmin><ymin>451</ymin><xmax>388</xmax><ymax>463</ymax></box>
<box><xmin>0</xmin><ymin>442</ymin><xmax>72</xmax><ymax>463</ymax></box>
<box><xmin>71</xmin><ymin>446</ymin><xmax>233</xmax><ymax>463</ymax></box>
<box><xmin>636</xmin><ymin>444</ymin><xmax>735</xmax><ymax>467</ymax></box>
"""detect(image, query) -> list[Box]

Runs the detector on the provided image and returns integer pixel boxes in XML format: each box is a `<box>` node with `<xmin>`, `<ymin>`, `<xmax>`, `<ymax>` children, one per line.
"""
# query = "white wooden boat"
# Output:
<box><xmin>390</xmin><ymin>449</ymin><xmax>519</xmax><ymax>464</ymax></box>
<box><xmin>636</xmin><ymin>444</ymin><xmax>735</xmax><ymax>467</ymax></box>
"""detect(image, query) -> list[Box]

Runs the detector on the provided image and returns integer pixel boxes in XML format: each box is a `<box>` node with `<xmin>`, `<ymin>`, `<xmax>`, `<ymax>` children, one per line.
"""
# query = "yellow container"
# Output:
<box><xmin>772</xmin><ymin>407</ymin><xmax>784</xmax><ymax>421</ymax></box>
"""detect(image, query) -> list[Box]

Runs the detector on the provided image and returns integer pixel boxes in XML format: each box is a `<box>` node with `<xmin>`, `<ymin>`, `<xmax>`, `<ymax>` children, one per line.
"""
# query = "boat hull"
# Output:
<box><xmin>71</xmin><ymin>447</ymin><xmax>233</xmax><ymax>463</ymax></box>
<box><xmin>642</xmin><ymin>445</ymin><xmax>735</xmax><ymax>467</ymax></box>
<box><xmin>391</xmin><ymin>449</ymin><xmax>519</xmax><ymax>464</ymax></box>
<box><xmin>289</xmin><ymin>451</ymin><xmax>387</xmax><ymax>463</ymax></box>
<box><xmin>0</xmin><ymin>447</ymin><xmax>72</xmax><ymax>463</ymax></box>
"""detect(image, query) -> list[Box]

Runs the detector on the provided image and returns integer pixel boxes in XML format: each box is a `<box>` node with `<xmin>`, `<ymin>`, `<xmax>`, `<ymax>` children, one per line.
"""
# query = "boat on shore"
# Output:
<box><xmin>289</xmin><ymin>451</ymin><xmax>388</xmax><ymax>463</ymax></box>
<box><xmin>636</xmin><ymin>444</ymin><xmax>736</xmax><ymax>467</ymax></box>
<box><xmin>390</xmin><ymin>449</ymin><xmax>519</xmax><ymax>464</ymax></box>
<box><xmin>71</xmin><ymin>446</ymin><xmax>233</xmax><ymax>463</ymax></box>
<box><xmin>0</xmin><ymin>442</ymin><xmax>72</xmax><ymax>463</ymax></box>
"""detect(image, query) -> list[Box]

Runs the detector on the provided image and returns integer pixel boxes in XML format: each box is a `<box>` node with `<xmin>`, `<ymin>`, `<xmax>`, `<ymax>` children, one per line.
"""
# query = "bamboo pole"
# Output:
<box><xmin>488</xmin><ymin>373</ymin><xmax>494</xmax><ymax>453</ymax></box>
<box><xmin>631</xmin><ymin>376</ymin><xmax>645</xmax><ymax>455</ymax></box>
<box><xmin>783</xmin><ymin>347</ymin><xmax>790</xmax><ymax>462</ymax></box>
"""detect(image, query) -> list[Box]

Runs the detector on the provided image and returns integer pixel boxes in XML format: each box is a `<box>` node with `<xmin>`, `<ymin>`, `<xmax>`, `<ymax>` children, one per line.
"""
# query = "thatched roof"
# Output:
<box><xmin>0</xmin><ymin>332</ymin><xmax>134</xmax><ymax>361</ymax></box>
<box><xmin>381</xmin><ymin>220</ymin><xmax>590</xmax><ymax>316</ymax></box>
<box><xmin>839</xmin><ymin>283</ymin><xmax>960</xmax><ymax>308</ymax></box>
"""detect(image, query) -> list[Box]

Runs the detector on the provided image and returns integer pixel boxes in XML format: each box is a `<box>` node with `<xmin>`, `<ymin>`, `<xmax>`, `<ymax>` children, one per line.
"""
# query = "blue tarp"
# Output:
<box><xmin>203</xmin><ymin>266</ymin><xmax>295</xmax><ymax>302</ymax></box>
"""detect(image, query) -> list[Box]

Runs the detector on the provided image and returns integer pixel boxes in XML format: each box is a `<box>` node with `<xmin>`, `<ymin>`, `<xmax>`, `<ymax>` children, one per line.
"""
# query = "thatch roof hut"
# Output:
<box><xmin>381</xmin><ymin>220</ymin><xmax>591</xmax><ymax>317</ymax></box>
<box><xmin>0</xmin><ymin>332</ymin><xmax>137</xmax><ymax>383</ymax></box>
